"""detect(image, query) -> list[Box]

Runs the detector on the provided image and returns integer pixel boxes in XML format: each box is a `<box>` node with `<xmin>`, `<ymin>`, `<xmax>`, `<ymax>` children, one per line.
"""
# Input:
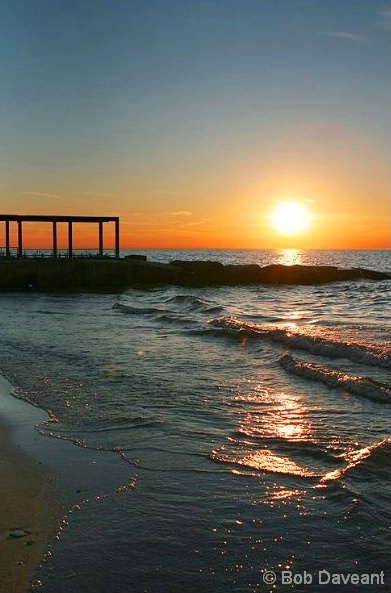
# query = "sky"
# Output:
<box><xmin>0</xmin><ymin>0</ymin><xmax>390</xmax><ymax>249</ymax></box>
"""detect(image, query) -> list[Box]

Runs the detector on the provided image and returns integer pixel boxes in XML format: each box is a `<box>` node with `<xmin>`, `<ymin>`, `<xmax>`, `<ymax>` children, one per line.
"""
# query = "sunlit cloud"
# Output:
<box><xmin>169</xmin><ymin>211</ymin><xmax>193</xmax><ymax>216</ymax></box>
<box><xmin>179</xmin><ymin>218</ymin><xmax>210</xmax><ymax>227</ymax></box>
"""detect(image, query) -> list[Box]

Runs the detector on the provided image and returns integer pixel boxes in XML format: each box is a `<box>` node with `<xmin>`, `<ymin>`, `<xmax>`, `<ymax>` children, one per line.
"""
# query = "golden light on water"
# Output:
<box><xmin>212</xmin><ymin>386</ymin><xmax>317</xmax><ymax>482</ymax></box>
<box><xmin>320</xmin><ymin>438</ymin><xmax>390</xmax><ymax>483</ymax></box>
<box><xmin>276</xmin><ymin>248</ymin><xmax>304</xmax><ymax>267</ymax></box>
<box><xmin>233</xmin><ymin>449</ymin><xmax>317</xmax><ymax>478</ymax></box>
<box><xmin>239</xmin><ymin>390</ymin><xmax>312</xmax><ymax>444</ymax></box>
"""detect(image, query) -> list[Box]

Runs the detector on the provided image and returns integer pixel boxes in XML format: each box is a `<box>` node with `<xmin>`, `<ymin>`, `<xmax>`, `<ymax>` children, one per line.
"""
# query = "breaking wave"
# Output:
<box><xmin>210</xmin><ymin>436</ymin><xmax>391</xmax><ymax>485</ymax></box>
<box><xmin>280</xmin><ymin>355</ymin><xmax>391</xmax><ymax>403</ymax></box>
<box><xmin>210</xmin><ymin>446</ymin><xmax>320</xmax><ymax>478</ymax></box>
<box><xmin>209</xmin><ymin>316</ymin><xmax>391</xmax><ymax>368</ymax></box>
<box><xmin>321</xmin><ymin>438</ymin><xmax>391</xmax><ymax>482</ymax></box>
<box><xmin>113</xmin><ymin>294</ymin><xmax>222</xmax><ymax>317</ymax></box>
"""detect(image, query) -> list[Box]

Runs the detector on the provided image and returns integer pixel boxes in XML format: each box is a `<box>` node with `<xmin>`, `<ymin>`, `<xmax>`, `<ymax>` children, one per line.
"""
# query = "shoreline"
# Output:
<box><xmin>0</xmin><ymin>375</ymin><xmax>65</xmax><ymax>593</ymax></box>
<box><xmin>0</xmin><ymin>373</ymin><xmax>139</xmax><ymax>592</ymax></box>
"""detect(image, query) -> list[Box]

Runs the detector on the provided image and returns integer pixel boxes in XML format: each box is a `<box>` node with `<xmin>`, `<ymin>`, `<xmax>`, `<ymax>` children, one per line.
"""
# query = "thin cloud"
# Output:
<box><xmin>154</xmin><ymin>190</ymin><xmax>202</xmax><ymax>197</ymax></box>
<box><xmin>80</xmin><ymin>191</ymin><xmax>118</xmax><ymax>199</ymax></box>
<box><xmin>21</xmin><ymin>191</ymin><xmax>64</xmax><ymax>200</ymax></box>
<box><xmin>380</xmin><ymin>6</ymin><xmax>391</xmax><ymax>29</ymax></box>
<box><xmin>322</xmin><ymin>31</ymin><xmax>365</xmax><ymax>43</ymax></box>
<box><xmin>177</xmin><ymin>218</ymin><xmax>212</xmax><ymax>228</ymax></box>
<box><xmin>169</xmin><ymin>211</ymin><xmax>193</xmax><ymax>217</ymax></box>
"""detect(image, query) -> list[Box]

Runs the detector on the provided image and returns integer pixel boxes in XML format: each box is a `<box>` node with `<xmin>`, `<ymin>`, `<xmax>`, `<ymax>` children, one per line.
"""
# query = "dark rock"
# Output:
<box><xmin>8</xmin><ymin>528</ymin><xmax>30</xmax><ymax>539</ymax></box>
<box><xmin>124</xmin><ymin>254</ymin><xmax>147</xmax><ymax>262</ymax></box>
<box><xmin>128</xmin><ymin>262</ymin><xmax>181</xmax><ymax>285</ymax></box>
<box><xmin>169</xmin><ymin>260</ymin><xmax>227</xmax><ymax>286</ymax></box>
<box><xmin>256</xmin><ymin>265</ymin><xmax>391</xmax><ymax>285</ymax></box>
<box><xmin>0</xmin><ymin>258</ymin><xmax>389</xmax><ymax>291</ymax></box>
<box><xmin>353</xmin><ymin>268</ymin><xmax>390</xmax><ymax>281</ymax></box>
<box><xmin>225</xmin><ymin>264</ymin><xmax>262</xmax><ymax>284</ymax></box>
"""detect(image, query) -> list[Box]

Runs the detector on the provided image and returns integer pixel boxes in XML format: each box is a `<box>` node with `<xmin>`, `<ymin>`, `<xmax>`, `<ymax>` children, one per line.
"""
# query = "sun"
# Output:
<box><xmin>269</xmin><ymin>201</ymin><xmax>311</xmax><ymax>236</ymax></box>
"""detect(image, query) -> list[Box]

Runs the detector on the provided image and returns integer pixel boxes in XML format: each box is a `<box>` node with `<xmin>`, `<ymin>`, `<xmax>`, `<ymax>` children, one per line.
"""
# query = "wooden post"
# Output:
<box><xmin>5</xmin><ymin>220</ymin><xmax>10</xmax><ymax>256</ymax></box>
<box><xmin>114</xmin><ymin>218</ymin><xmax>120</xmax><ymax>259</ymax></box>
<box><xmin>52</xmin><ymin>221</ymin><xmax>58</xmax><ymax>257</ymax></box>
<box><xmin>68</xmin><ymin>221</ymin><xmax>73</xmax><ymax>257</ymax></box>
<box><xmin>98</xmin><ymin>221</ymin><xmax>104</xmax><ymax>256</ymax></box>
<box><xmin>17</xmin><ymin>220</ymin><xmax>23</xmax><ymax>257</ymax></box>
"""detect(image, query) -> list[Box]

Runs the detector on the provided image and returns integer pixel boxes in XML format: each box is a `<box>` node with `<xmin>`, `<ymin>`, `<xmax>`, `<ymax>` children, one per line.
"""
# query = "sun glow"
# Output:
<box><xmin>270</xmin><ymin>202</ymin><xmax>311</xmax><ymax>236</ymax></box>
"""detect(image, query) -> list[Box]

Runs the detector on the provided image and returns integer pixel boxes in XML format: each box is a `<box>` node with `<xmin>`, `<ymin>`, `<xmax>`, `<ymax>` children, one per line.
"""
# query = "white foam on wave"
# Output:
<box><xmin>321</xmin><ymin>438</ymin><xmax>391</xmax><ymax>482</ymax></box>
<box><xmin>209</xmin><ymin>316</ymin><xmax>391</xmax><ymax>368</ymax></box>
<box><xmin>280</xmin><ymin>355</ymin><xmax>391</xmax><ymax>403</ymax></box>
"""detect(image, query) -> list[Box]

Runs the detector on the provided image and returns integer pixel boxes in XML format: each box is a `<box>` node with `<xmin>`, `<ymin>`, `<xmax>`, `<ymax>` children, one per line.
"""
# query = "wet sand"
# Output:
<box><xmin>0</xmin><ymin>373</ymin><xmax>139</xmax><ymax>592</ymax></box>
<box><xmin>0</xmin><ymin>378</ymin><xmax>65</xmax><ymax>593</ymax></box>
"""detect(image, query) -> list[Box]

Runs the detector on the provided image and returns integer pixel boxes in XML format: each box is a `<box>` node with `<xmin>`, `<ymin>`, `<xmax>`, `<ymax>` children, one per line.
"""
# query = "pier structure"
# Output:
<box><xmin>0</xmin><ymin>214</ymin><xmax>120</xmax><ymax>258</ymax></box>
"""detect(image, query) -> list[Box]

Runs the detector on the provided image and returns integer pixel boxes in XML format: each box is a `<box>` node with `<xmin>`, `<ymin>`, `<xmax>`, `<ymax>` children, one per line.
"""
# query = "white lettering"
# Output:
<box><xmin>318</xmin><ymin>571</ymin><xmax>385</xmax><ymax>586</ymax></box>
<box><xmin>318</xmin><ymin>570</ymin><xmax>330</xmax><ymax>584</ymax></box>
<box><xmin>350</xmin><ymin>574</ymin><xmax>359</xmax><ymax>585</ymax></box>
<box><xmin>281</xmin><ymin>571</ymin><xmax>292</xmax><ymax>585</ymax></box>
<box><xmin>331</xmin><ymin>574</ymin><xmax>341</xmax><ymax>584</ymax></box>
<box><xmin>281</xmin><ymin>571</ymin><xmax>313</xmax><ymax>585</ymax></box>
<box><xmin>280</xmin><ymin>569</ymin><xmax>385</xmax><ymax>587</ymax></box>
<box><xmin>303</xmin><ymin>571</ymin><xmax>313</xmax><ymax>585</ymax></box>
<box><xmin>372</xmin><ymin>571</ymin><xmax>385</xmax><ymax>585</ymax></box>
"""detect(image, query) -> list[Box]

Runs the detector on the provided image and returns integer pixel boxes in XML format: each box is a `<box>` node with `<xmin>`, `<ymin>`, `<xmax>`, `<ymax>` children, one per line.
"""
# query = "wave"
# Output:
<box><xmin>321</xmin><ymin>438</ymin><xmax>391</xmax><ymax>482</ymax></box>
<box><xmin>210</xmin><ymin>446</ymin><xmax>319</xmax><ymax>478</ymax></box>
<box><xmin>209</xmin><ymin>316</ymin><xmax>391</xmax><ymax>368</ymax></box>
<box><xmin>112</xmin><ymin>301</ymin><xmax>163</xmax><ymax>315</ymax></box>
<box><xmin>280</xmin><ymin>355</ymin><xmax>391</xmax><ymax>403</ymax></box>
<box><xmin>210</xmin><ymin>437</ymin><xmax>391</xmax><ymax>485</ymax></box>
<box><xmin>164</xmin><ymin>293</ymin><xmax>222</xmax><ymax>313</ymax></box>
<box><xmin>113</xmin><ymin>294</ymin><xmax>222</xmax><ymax>317</ymax></box>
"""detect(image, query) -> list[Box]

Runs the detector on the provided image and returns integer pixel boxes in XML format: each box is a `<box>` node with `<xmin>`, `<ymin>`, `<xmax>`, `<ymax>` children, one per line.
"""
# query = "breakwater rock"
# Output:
<box><xmin>0</xmin><ymin>257</ymin><xmax>389</xmax><ymax>292</ymax></box>
<box><xmin>170</xmin><ymin>261</ymin><xmax>391</xmax><ymax>286</ymax></box>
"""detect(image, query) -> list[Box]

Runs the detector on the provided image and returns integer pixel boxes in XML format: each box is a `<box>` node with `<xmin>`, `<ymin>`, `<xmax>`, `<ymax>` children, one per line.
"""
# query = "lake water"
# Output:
<box><xmin>0</xmin><ymin>249</ymin><xmax>390</xmax><ymax>593</ymax></box>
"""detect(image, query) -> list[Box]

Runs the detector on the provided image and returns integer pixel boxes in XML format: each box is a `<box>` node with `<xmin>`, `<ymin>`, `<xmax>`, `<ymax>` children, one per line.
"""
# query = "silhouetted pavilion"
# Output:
<box><xmin>0</xmin><ymin>214</ymin><xmax>120</xmax><ymax>258</ymax></box>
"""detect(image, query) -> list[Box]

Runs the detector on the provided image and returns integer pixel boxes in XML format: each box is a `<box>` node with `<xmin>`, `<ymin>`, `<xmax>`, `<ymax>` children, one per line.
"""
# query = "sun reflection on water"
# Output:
<box><xmin>239</xmin><ymin>389</ymin><xmax>313</xmax><ymax>443</ymax></box>
<box><xmin>275</xmin><ymin>248</ymin><xmax>304</xmax><ymax>267</ymax></box>
<box><xmin>211</xmin><ymin>385</ymin><xmax>318</xmax><ymax>483</ymax></box>
<box><xmin>262</xmin><ymin>484</ymin><xmax>308</xmax><ymax>505</ymax></box>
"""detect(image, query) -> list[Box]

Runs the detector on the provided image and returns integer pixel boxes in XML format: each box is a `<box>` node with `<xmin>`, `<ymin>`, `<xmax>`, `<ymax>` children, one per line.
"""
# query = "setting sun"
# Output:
<box><xmin>269</xmin><ymin>202</ymin><xmax>311</xmax><ymax>237</ymax></box>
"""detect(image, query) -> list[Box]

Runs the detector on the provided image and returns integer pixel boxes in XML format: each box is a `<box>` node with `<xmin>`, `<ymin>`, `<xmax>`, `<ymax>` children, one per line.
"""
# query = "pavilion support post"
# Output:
<box><xmin>98</xmin><ymin>221</ymin><xmax>104</xmax><ymax>257</ymax></box>
<box><xmin>17</xmin><ymin>220</ymin><xmax>23</xmax><ymax>257</ymax></box>
<box><xmin>52</xmin><ymin>221</ymin><xmax>58</xmax><ymax>257</ymax></box>
<box><xmin>114</xmin><ymin>218</ymin><xmax>120</xmax><ymax>259</ymax></box>
<box><xmin>68</xmin><ymin>221</ymin><xmax>73</xmax><ymax>257</ymax></box>
<box><xmin>5</xmin><ymin>220</ymin><xmax>10</xmax><ymax>256</ymax></box>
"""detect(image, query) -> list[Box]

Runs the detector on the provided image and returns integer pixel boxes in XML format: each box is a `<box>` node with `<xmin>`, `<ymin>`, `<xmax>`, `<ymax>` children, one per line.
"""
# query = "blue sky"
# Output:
<box><xmin>0</xmin><ymin>0</ymin><xmax>389</xmax><ymax>248</ymax></box>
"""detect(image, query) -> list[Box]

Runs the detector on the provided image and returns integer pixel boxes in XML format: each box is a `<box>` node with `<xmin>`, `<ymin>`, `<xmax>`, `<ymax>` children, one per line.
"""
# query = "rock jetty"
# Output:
<box><xmin>0</xmin><ymin>257</ymin><xmax>389</xmax><ymax>292</ymax></box>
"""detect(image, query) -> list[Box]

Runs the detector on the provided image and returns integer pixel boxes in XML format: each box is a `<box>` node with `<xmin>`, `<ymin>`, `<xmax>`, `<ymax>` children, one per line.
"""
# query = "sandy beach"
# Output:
<box><xmin>0</xmin><ymin>371</ymin><xmax>140</xmax><ymax>593</ymax></box>
<box><xmin>0</xmin><ymin>376</ymin><xmax>64</xmax><ymax>593</ymax></box>
<box><xmin>0</xmin><ymin>423</ymin><xmax>64</xmax><ymax>592</ymax></box>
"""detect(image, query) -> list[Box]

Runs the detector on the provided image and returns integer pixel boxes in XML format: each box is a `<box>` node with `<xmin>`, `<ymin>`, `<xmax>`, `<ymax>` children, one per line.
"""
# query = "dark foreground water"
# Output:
<box><xmin>0</xmin><ymin>249</ymin><xmax>390</xmax><ymax>593</ymax></box>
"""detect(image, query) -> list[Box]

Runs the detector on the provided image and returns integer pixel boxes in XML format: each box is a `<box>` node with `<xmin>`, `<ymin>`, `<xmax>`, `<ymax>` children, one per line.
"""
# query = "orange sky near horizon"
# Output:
<box><xmin>2</xmin><ymin>123</ymin><xmax>388</xmax><ymax>251</ymax></box>
<box><xmin>1</xmin><ymin>187</ymin><xmax>389</xmax><ymax>252</ymax></box>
